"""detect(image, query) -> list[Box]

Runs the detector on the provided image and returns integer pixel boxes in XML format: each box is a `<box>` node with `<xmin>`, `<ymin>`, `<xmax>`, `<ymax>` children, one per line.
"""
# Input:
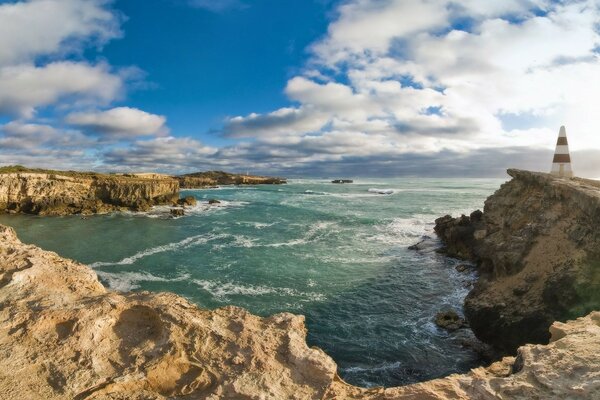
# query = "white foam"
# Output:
<box><xmin>193</xmin><ymin>279</ymin><xmax>326</xmax><ymax>301</ymax></box>
<box><xmin>368</xmin><ymin>188</ymin><xmax>394</xmax><ymax>195</ymax></box>
<box><xmin>96</xmin><ymin>271</ymin><xmax>190</xmax><ymax>292</ymax></box>
<box><xmin>368</xmin><ymin>216</ymin><xmax>435</xmax><ymax>246</ymax></box>
<box><xmin>90</xmin><ymin>233</ymin><xmax>229</xmax><ymax>267</ymax></box>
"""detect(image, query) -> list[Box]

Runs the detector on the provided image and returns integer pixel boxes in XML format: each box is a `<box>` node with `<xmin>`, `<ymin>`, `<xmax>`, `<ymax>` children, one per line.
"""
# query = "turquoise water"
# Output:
<box><xmin>0</xmin><ymin>178</ymin><xmax>504</xmax><ymax>387</ymax></box>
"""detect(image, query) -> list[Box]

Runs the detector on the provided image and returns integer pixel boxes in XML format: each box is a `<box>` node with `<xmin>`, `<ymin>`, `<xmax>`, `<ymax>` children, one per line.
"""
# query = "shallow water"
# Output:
<box><xmin>0</xmin><ymin>177</ymin><xmax>504</xmax><ymax>387</ymax></box>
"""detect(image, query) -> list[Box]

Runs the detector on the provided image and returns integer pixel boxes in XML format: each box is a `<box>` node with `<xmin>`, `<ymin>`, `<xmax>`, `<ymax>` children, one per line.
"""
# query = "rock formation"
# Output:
<box><xmin>1</xmin><ymin>223</ymin><xmax>598</xmax><ymax>399</ymax></box>
<box><xmin>177</xmin><ymin>171</ymin><xmax>286</xmax><ymax>188</ymax></box>
<box><xmin>434</xmin><ymin>169</ymin><xmax>600</xmax><ymax>353</ymax></box>
<box><xmin>0</xmin><ymin>167</ymin><xmax>179</xmax><ymax>215</ymax></box>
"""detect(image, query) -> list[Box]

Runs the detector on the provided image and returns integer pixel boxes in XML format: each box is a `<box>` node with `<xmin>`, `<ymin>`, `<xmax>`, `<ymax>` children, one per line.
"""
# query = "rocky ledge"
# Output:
<box><xmin>177</xmin><ymin>170</ymin><xmax>286</xmax><ymax>188</ymax></box>
<box><xmin>0</xmin><ymin>166</ymin><xmax>179</xmax><ymax>215</ymax></box>
<box><xmin>1</xmin><ymin>224</ymin><xmax>598</xmax><ymax>399</ymax></box>
<box><xmin>434</xmin><ymin>169</ymin><xmax>600</xmax><ymax>353</ymax></box>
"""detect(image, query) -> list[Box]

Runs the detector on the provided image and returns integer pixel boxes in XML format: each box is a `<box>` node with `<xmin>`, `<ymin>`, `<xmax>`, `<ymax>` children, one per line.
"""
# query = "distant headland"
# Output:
<box><xmin>0</xmin><ymin>165</ymin><xmax>286</xmax><ymax>216</ymax></box>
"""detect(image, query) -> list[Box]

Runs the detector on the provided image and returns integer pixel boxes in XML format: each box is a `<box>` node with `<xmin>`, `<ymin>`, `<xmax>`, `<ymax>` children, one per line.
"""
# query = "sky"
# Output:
<box><xmin>0</xmin><ymin>0</ymin><xmax>600</xmax><ymax>177</ymax></box>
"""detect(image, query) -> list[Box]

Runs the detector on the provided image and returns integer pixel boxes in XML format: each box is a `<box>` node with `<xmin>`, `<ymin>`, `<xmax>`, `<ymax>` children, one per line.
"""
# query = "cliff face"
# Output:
<box><xmin>435</xmin><ymin>169</ymin><xmax>600</xmax><ymax>353</ymax></box>
<box><xmin>178</xmin><ymin>171</ymin><xmax>286</xmax><ymax>188</ymax></box>
<box><xmin>1</xmin><ymin>224</ymin><xmax>598</xmax><ymax>400</ymax></box>
<box><xmin>0</xmin><ymin>172</ymin><xmax>179</xmax><ymax>215</ymax></box>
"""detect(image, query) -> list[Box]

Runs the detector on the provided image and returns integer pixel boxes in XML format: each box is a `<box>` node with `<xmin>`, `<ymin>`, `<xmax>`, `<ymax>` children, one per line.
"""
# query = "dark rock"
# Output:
<box><xmin>208</xmin><ymin>199</ymin><xmax>221</xmax><ymax>205</ymax></box>
<box><xmin>455</xmin><ymin>264</ymin><xmax>470</xmax><ymax>273</ymax></box>
<box><xmin>170</xmin><ymin>208</ymin><xmax>185</xmax><ymax>217</ymax></box>
<box><xmin>331</xmin><ymin>179</ymin><xmax>353</xmax><ymax>184</ymax></box>
<box><xmin>178</xmin><ymin>196</ymin><xmax>197</xmax><ymax>207</ymax></box>
<box><xmin>434</xmin><ymin>310</ymin><xmax>467</xmax><ymax>331</ymax></box>
<box><xmin>408</xmin><ymin>236</ymin><xmax>437</xmax><ymax>252</ymax></box>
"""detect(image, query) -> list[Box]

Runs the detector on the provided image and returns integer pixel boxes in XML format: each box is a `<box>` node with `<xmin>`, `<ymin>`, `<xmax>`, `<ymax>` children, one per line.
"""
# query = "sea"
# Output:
<box><xmin>0</xmin><ymin>177</ymin><xmax>505</xmax><ymax>388</ymax></box>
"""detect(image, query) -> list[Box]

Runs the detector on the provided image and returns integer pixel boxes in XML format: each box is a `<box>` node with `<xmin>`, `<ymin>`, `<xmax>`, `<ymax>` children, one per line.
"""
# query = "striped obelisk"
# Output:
<box><xmin>550</xmin><ymin>125</ymin><xmax>573</xmax><ymax>178</ymax></box>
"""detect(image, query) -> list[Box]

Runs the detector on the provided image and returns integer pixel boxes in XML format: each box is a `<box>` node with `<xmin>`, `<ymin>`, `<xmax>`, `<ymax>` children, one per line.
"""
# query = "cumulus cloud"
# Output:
<box><xmin>0</xmin><ymin>62</ymin><xmax>123</xmax><ymax>118</ymax></box>
<box><xmin>219</xmin><ymin>0</ymin><xmax>600</xmax><ymax>176</ymax></box>
<box><xmin>66</xmin><ymin>107</ymin><xmax>168</xmax><ymax>139</ymax></box>
<box><xmin>0</xmin><ymin>121</ymin><xmax>92</xmax><ymax>149</ymax></box>
<box><xmin>0</xmin><ymin>0</ymin><xmax>121</xmax><ymax>67</ymax></box>
<box><xmin>102</xmin><ymin>136</ymin><xmax>217</xmax><ymax>171</ymax></box>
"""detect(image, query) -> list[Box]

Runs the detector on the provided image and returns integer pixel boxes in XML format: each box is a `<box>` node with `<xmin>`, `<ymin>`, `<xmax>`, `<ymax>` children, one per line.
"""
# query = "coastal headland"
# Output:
<box><xmin>434</xmin><ymin>169</ymin><xmax>600</xmax><ymax>353</ymax></box>
<box><xmin>0</xmin><ymin>166</ymin><xmax>285</xmax><ymax>215</ymax></box>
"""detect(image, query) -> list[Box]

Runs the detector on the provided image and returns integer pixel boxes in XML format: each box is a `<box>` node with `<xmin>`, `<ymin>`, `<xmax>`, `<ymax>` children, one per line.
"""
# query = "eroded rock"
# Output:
<box><xmin>0</xmin><ymin>224</ymin><xmax>598</xmax><ymax>399</ymax></box>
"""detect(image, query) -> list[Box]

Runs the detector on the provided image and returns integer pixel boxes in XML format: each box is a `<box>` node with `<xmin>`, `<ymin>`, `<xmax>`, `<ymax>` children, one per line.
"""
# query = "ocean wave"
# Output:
<box><xmin>130</xmin><ymin>200</ymin><xmax>249</xmax><ymax>219</ymax></box>
<box><xmin>193</xmin><ymin>279</ymin><xmax>326</xmax><ymax>301</ymax></box>
<box><xmin>264</xmin><ymin>221</ymin><xmax>337</xmax><ymax>247</ymax></box>
<box><xmin>368</xmin><ymin>188</ymin><xmax>394</xmax><ymax>195</ymax></box>
<box><xmin>341</xmin><ymin>361</ymin><xmax>403</xmax><ymax>374</ymax></box>
<box><xmin>90</xmin><ymin>233</ymin><xmax>229</xmax><ymax>267</ymax></box>
<box><xmin>96</xmin><ymin>271</ymin><xmax>190</xmax><ymax>292</ymax></box>
<box><xmin>368</xmin><ymin>216</ymin><xmax>435</xmax><ymax>246</ymax></box>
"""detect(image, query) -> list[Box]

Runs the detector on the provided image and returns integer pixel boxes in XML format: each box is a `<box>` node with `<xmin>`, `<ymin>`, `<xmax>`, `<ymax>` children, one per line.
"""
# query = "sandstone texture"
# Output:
<box><xmin>435</xmin><ymin>169</ymin><xmax>600</xmax><ymax>353</ymax></box>
<box><xmin>178</xmin><ymin>171</ymin><xmax>286</xmax><ymax>188</ymax></box>
<box><xmin>1</xmin><ymin>224</ymin><xmax>598</xmax><ymax>399</ymax></box>
<box><xmin>0</xmin><ymin>169</ymin><xmax>179</xmax><ymax>215</ymax></box>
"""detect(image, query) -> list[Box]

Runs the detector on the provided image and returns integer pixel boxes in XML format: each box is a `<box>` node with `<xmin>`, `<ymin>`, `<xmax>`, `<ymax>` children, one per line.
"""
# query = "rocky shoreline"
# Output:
<box><xmin>430</xmin><ymin>169</ymin><xmax>600</xmax><ymax>353</ymax></box>
<box><xmin>0</xmin><ymin>224</ymin><xmax>598</xmax><ymax>399</ymax></box>
<box><xmin>0</xmin><ymin>166</ymin><xmax>286</xmax><ymax>216</ymax></box>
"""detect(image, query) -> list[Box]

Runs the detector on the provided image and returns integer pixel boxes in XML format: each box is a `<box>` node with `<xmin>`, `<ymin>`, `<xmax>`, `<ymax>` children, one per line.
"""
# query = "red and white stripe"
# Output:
<box><xmin>550</xmin><ymin>125</ymin><xmax>573</xmax><ymax>177</ymax></box>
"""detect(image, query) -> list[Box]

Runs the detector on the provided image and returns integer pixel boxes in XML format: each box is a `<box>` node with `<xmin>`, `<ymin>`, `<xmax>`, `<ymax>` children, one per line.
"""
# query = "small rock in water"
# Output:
<box><xmin>435</xmin><ymin>310</ymin><xmax>467</xmax><ymax>331</ymax></box>
<box><xmin>208</xmin><ymin>199</ymin><xmax>221</xmax><ymax>205</ymax></box>
<box><xmin>170</xmin><ymin>208</ymin><xmax>185</xmax><ymax>217</ymax></box>
<box><xmin>455</xmin><ymin>264</ymin><xmax>470</xmax><ymax>273</ymax></box>
<box><xmin>178</xmin><ymin>196</ymin><xmax>197</xmax><ymax>207</ymax></box>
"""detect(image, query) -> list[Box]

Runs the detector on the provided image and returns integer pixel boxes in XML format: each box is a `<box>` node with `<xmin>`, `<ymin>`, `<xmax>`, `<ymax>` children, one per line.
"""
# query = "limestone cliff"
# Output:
<box><xmin>0</xmin><ymin>170</ymin><xmax>179</xmax><ymax>215</ymax></box>
<box><xmin>1</xmin><ymin>224</ymin><xmax>598</xmax><ymax>399</ymax></box>
<box><xmin>434</xmin><ymin>169</ymin><xmax>600</xmax><ymax>353</ymax></box>
<box><xmin>178</xmin><ymin>171</ymin><xmax>286</xmax><ymax>188</ymax></box>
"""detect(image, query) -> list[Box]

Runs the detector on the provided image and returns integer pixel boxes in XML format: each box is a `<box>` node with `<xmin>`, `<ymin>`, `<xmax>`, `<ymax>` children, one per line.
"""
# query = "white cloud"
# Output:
<box><xmin>103</xmin><ymin>136</ymin><xmax>217</xmax><ymax>170</ymax></box>
<box><xmin>66</xmin><ymin>107</ymin><xmax>168</xmax><ymax>138</ymax></box>
<box><xmin>0</xmin><ymin>62</ymin><xmax>123</xmax><ymax>118</ymax></box>
<box><xmin>221</xmin><ymin>0</ymin><xmax>600</xmax><ymax>176</ymax></box>
<box><xmin>0</xmin><ymin>0</ymin><xmax>121</xmax><ymax>67</ymax></box>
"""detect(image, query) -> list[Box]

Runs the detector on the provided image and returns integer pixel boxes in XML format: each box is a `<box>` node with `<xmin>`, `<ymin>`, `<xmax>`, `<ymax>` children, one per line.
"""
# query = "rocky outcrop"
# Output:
<box><xmin>1</xmin><ymin>224</ymin><xmax>598</xmax><ymax>399</ymax></box>
<box><xmin>177</xmin><ymin>170</ymin><xmax>286</xmax><ymax>188</ymax></box>
<box><xmin>434</xmin><ymin>169</ymin><xmax>600</xmax><ymax>353</ymax></box>
<box><xmin>0</xmin><ymin>171</ymin><xmax>179</xmax><ymax>215</ymax></box>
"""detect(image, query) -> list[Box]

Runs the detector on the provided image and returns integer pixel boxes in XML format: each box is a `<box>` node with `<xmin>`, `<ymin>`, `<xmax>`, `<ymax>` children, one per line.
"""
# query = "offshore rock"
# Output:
<box><xmin>0</xmin><ymin>224</ymin><xmax>598</xmax><ymax>399</ymax></box>
<box><xmin>0</xmin><ymin>169</ymin><xmax>179</xmax><ymax>215</ymax></box>
<box><xmin>435</xmin><ymin>310</ymin><xmax>467</xmax><ymax>331</ymax></box>
<box><xmin>434</xmin><ymin>169</ymin><xmax>600</xmax><ymax>353</ymax></box>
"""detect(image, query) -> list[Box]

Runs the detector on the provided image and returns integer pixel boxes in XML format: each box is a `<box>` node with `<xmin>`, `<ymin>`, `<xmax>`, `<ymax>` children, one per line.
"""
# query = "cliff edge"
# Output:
<box><xmin>0</xmin><ymin>166</ymin><xmax>179</xmax><ymax>215</ymax></box>
<box><xmin>1</xmin><ymin>224</ymin><xmax>598</xmax><ymax>399</ymax></box>
<box><xmin>177</xmin><ymin>171</ymin><xmax>286</xmax><ymax>188</ymax></box>
<box><xmin>435</xmin><ymin>169</ymin><xmax>600</xmax><ymax>353</ymax></box>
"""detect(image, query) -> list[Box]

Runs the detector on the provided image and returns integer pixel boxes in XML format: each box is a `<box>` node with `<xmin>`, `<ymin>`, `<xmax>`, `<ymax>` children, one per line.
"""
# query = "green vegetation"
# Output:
<box><xmin>0</xmin><ymin>165</ymin><xmax>105</xmax><ymax>178</ymax></box>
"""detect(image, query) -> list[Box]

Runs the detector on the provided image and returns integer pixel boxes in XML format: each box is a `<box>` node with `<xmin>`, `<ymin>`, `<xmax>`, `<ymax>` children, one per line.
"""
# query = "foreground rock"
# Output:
<box><xmin>0</xmin><ymin>166</ymin><xmax>179</xmax><ymax>215</ymax></box>
<box><xmin>0</xmin><ymin>224</ymin><xmax>598</xmax><ymax>399</ymax></box>
<box><xmin>177</xmin><ymin>170</ymin><xmax>286</xmax><ymax>188</ymax></box>
<box><xmin>435</xmin><ymin>169</ymin><xmax>600</xmax><ymax>353</ymax></box>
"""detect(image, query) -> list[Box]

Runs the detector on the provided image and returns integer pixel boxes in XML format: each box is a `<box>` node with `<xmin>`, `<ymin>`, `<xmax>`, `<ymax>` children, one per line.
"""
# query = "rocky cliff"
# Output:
<box><xmin>1</xmin><ymin>224</ymin><xmax>598</xmax><ymax>399</ymax></box>
<box><xmin>434</xmin><ymin>169</ymin><xmax>600</xmax><ymax>353</ymax></box>
<box><xmin>178</xmin><ymin>171</ymin><xmax>286</xmax><ymax>188</ymax></box>
<box><xmin>0</xmin><ymin>169</ymin><xmax>179</xmax><ymax>215</ymax></box>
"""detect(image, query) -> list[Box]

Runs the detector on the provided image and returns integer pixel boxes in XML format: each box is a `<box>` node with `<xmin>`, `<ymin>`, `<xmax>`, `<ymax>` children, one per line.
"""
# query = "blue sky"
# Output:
<box><xmin>1</xmin><ymin>0</ymin><xmax>600</xmax><ymax>177</ymax></box>
<box><xmin>100</xmin><ymin>0</ymin><xmax>331</xmax><ymax>146</ymax></box>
